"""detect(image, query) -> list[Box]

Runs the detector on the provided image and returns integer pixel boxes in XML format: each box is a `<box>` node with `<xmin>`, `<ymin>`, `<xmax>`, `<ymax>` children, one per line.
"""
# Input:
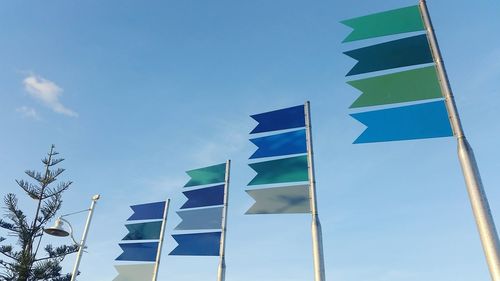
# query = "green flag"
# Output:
<box><xmin>348</xmin><ymin>66</ymin><xmax>442</xmax><ymax>108</ymax></box>
<box><xmin>184</xmin><ymin>163</ymin><xmax>226</xmax><ymax>187</ymax></box>
<box><xmin>341</xmin><ymin>5</ymin><xmax>424</xmax><ymax>42</ymax></box>
<box><xmin>248</xmin><ymin>155</ymin><xmax>309</xmax><ymax>185</ymax></box>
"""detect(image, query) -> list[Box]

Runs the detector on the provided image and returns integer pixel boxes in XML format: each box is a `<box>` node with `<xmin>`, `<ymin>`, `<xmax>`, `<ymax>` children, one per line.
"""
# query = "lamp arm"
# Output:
<box><xmin>58</xmin><ymin>217</ymin><xmax>79</xmax><ymax>246</ymax></box>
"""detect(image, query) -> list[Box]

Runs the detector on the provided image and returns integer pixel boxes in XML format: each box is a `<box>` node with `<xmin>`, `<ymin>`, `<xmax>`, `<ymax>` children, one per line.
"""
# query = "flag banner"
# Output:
<box><xmin>348</xmin><ymin>66</ymin><xmax>442</xmax><ymax>108</ymax></box>
<box><xmin>174</xmin><ymin>206</ymin><xmax>223</xmax><ymax>230</ymax></box>
<box><xmin>341</xmin><ymin>5</ymin><xmax>424</xmax><ymax>42</ymax></box>
<box><xmin>128</xmin><ymin>201</ymin><xmax>166</xmax><ymax>221</ymax></box>
<box><xmin>250</xmin><ymin>129</ymin><xmax>307</xmax><ymax>159</ymax></box>
<box><xmin>113</xmin><ymin>263</ymin><xmax>155</xmax><ymax>281</ymax></box>
<box><xmin>184</xmin><ymin>163</ymin><xmax>226</xmax><ymax>187</ymax></box>
<box><xmin>116</xmin><ymin>242</ymin><xmax>159</xmax><ymax>262</ymax></box>
<box><xmin>122</xmin><ymin>221</ymin><xmax>162</xmax><ymax>241</ymax></box>
<box><xmin>250</xmin><ymin>105</ymin><xmax>305</xmax><ymax>134</ymax></box>
<box><xmin>351</xmin><ymin>100</ymin><xmax>453</xmax><ymax>143</ymax></box>
<box><xmin>181</xmin><ymin>184</ymin><xmax>224</xmax><ymax>209</ymax></box>
<box><xmin>246</xmin><ymin>185</ymin><xmax>311</xmax><ymax>214</ymax></box>
<box><xmin>344</xmin><ymin>34</ymin><xmax>433</xmax><ymax>76</ymax></box>
<box><xmin>248</xmin><ymin>155</ymin><xmax>309</xmax><ymax>185</ymax></box>
<box><xmin>169</xmin><ymin>232</ymin><xmax>221</xmax><ymax>256</ymax></box>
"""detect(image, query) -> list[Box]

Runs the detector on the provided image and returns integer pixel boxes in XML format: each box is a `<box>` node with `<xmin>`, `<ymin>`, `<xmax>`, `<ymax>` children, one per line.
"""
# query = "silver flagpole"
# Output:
<box><xmin>419</xmin><ymin>1</ymin><xmax>500</xmax><ymax>280</ymax></box>
<box><xmin>152</xmin><ymin>199</ymin><xmax>171</xmax><ymax>281</ymax></box>
<box><xmin>217</xmin><ymin>160</ymin><xmax>231</xmax><ymax>281</ymax></box>
<box><xmin>305</xmin><ymin>101</ymin><xmax>326</xmax><ymax>281</ymax></box>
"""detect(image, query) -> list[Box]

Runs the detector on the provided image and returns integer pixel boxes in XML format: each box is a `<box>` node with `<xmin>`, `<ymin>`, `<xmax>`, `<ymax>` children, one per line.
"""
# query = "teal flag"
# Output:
<box><xmin>184</xmin><ymin>163</ymin><xmax>226</xmax><ymax>187</ymax></box>
<box><xmin>122</xmin><ymin>221</ymin><xmax>162</xmax><ymax>240</ymax></box>
<box><xmin>246</xmin><ymin>185</ymin><xmax>311</xmax><ymax>214</ymax></box>
<box><xmin>248</xmin><ymin>155</ymin><xmax>309</xmax><ymax>185</ymax></box>
<box><xmin>348</xmin><ymin>66</ymin><xmax>442</xmax><ymax>108</ymax></box>
<box><xmin>344</xmin><ymin>34</ymin><xmax>433</xmax><ymax>76</ymax></box>
<box><xmin>342</xmin><ymin>5</ymin><xmax>424</xmax><ymax>42</ymax></box>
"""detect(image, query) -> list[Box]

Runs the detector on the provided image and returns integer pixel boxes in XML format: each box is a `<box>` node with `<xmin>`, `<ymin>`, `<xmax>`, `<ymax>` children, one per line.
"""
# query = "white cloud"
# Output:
<box><xmin>16</xmin><ymin>106</ymin><xmax>40</xmax><ymax>120</ymax></box>
<box><xmin>23</xmin><ymin>74</ymin><xmax>78</xmax><ymax>117</ymax></box>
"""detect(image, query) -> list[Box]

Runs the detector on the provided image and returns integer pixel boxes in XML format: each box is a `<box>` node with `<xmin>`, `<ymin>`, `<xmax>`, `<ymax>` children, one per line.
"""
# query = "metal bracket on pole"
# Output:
<box><xmin>419</xmin><ymin>1</ymin><xmax>500</xmax><ymax>280</ymax></box>
<box><xmin>305</xmin><ymin>101</ymin><xmax>326</xmax><ymax>281</ymax></box>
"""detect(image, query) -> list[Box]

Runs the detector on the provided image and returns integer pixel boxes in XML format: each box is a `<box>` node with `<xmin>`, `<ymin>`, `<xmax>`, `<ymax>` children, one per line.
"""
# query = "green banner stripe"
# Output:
<box><xmin>248</xmin><ymin>155</ymin><xmax>309</xmax><ymax>186</ymax></box>
<box><xmin>342</xmin><ymin>5</ymin><xmax>424</xmax><ymax>43</ymax></box>
<box><xmin>348</xmin><ymin>66</ymin><xmax>442</xmax><ymax>108</ymax></box>
<box><xmin>123</xmin><ymin>221</ymin><xmax>162</xmax><ymax>240</ymax></box>
<box><xmin>184</xmin><ymin>163</ymin><xmax>226</xmax><ymax>187</ymax></box>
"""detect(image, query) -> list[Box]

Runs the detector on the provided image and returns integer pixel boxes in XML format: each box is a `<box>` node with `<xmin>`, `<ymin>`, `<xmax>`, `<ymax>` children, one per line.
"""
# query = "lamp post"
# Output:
<box><xmin>44</xmin><ymin>194</ymin><xmax>100</xmax><ymax>281</ymax></box>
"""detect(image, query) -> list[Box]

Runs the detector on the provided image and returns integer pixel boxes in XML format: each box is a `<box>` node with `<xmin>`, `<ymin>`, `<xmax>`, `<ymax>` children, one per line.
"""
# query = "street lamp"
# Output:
<box><xmin>44</xmin><ymin>194</ymin><xmax>100</xmax><ymax>281</ymax></box>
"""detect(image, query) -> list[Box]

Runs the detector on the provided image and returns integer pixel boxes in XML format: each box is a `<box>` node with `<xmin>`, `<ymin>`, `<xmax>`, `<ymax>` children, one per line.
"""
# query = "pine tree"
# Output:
<box><xmin>0</xmin><ymin>145</ymin><xmax>78</xmax><ymax>281</ymax></box>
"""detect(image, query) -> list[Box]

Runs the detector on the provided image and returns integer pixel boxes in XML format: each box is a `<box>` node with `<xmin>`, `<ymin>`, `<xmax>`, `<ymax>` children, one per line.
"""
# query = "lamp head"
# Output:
<box><xmin>44</xmin><ymin>218</ymin><xmax>70</xmax><ymax>237</ymax></box>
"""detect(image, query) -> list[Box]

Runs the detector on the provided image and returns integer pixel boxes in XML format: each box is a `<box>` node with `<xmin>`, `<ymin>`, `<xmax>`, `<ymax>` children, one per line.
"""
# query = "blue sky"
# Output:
<box><xmin>1</xmin><ymin>1</ymin><xmax>499</xmax><ymax>280</ymax></box>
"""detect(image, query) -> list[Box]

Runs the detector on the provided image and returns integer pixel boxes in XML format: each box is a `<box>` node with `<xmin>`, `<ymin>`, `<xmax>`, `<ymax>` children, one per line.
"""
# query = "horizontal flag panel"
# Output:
<box><xmin>344</xmin><ymin>34</ymin><xmax>433</xmax><ymax>76</ymax></box>
<box><xmin>128</xmin><ymin>201</ymin><xmax>165</xmax><ymax>221</ymax></box>
<box><xmin>184</xmin><ymin>163</ymin><xmax>226</xmax><ymax>187</ymax></box>
<box><xmin>169</xmin><ymin>232</ymin><xmax>221</xmax><ymax>256</ymax></box>
<box><xmin>250</xmin><ymin>129</ymin><xmax>307</xmax><ymax>159</ymax></box>
<box><xmin>248</xmin><ymin>155</ymin><xmax>309</xmax><ymax>186</ymax></box>
<box><xmin>351</xmin><ymin>100</ymin><xmax>453</xmax><ymax>143</ymax></box>
<box><xmin>122</xmin><ymin>221</ymin><xmax>162</xmax><ymax>241</ymax></box>
<box><xmin>342</xmin><ymin>5</ymin><xmax>424</xmax><ymax>42</ymax></box>
<box><xmin>116</xmin><ymin>242</ymin><xmax>159</xmax><ymax>262</ymax></box>
<box><xmin>246</xmin><ymin>185</ymin><xmax>311</xmax><ymax>214</ymax></box>
<box><xmin>250</xmin><ymin>105</ymin><xmax>305</xmax><ymax>134</ymax></box>
<box><xmin>348</xmin><ymin>66</ymin><xmax>442</xmax><ymax>108</ymax></box>
<box><xmin>113</xmin><ymin>263</ymin><xmax>155</xmax><ymax>281</ymax></box>
<box><xmin>175</xmin><ymin>206</ymin><xmax>223</xmax><ymax>230</ymax></box>
<box><xmin>181</xmin><ymin>184</ymin><xmax>224</xmax><ymax>209</ymax></box>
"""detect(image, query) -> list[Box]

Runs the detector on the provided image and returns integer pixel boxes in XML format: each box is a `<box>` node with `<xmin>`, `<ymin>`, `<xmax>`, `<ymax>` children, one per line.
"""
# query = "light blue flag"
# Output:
<box><xmin>351</xmin><ymin>100</ymin><xmax>453</xmax><ymax>143</ymax></box>
<box><xmin>250</xmin><ymin>129</ymin><xmax>307</xmax><ymax>159</ymax></box>
<box><xmin>174</xmin><ymin>206</ymin><xmax>223</xmax><ymax>230</ymax></box>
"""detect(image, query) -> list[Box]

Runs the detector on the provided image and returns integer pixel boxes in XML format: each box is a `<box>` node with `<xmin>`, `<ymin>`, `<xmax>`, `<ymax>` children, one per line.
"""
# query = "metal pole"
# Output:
<box><xmin>305</xmin><ymin>101</ymin><xmax>326</xmax><ymax>281</ymax></box>
<box><xmin>70</xmin><ymin>194</ymin><xmax>100</xmax><ymax>281</ymax></box>
<box><xmin>217</xmin><ymin>160</ymin><xmax>231</xmax><ymax>281</ymax></box>
<box><xmin>152</xmin><ymin>199</ymin><xmax>170</xmax><ymax>281</ymax></box>
<box><xmin>419</xmin><ymin>2</ymin><xmax>500</xmax><ymax>280</ymax></box>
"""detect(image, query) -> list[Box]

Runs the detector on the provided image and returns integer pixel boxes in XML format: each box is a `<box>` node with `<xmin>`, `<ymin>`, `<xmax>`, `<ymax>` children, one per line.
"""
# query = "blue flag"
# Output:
<box><xmin>181</xmin><ymin>185</ymin><xmax>224</xmax><ymax>209</ymax></box>
<box><xmin>116</xmin><ymin>242</ymin><xmax>159</xmax><ymax>262</ymax></box>
<box><xmin>351</xmin><ymin>100</ymin><xmax>453</xmax><ymax>143</ymax></box>
<box><xmin>169</xmin><ymin>232</ymin><xmax>221</xmax><ymax>256</ymax></box>
<box><xmin>127</xmin><ymin>201</ymin><xmax>165</xmax><ymax>221</ymax></box>
<box><xmin>250</xmin><ymin>129</ymin><xmax>307</xmax><ymax>159</ymax></box>
<box><xmin>250</xmin><ymin>105</ymin><xmax>305</xmax><ymax>134</ymax></box>
<box><xmin>344</xmin><ymin>34</ymin><xmax>433</xmax><ymax>76</ymax></box>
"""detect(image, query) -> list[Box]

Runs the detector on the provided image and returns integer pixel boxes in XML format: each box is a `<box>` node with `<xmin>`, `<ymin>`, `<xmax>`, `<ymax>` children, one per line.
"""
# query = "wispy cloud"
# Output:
<box><xmin>23</xmin><ymin>74</ymin><xmax>78</xmax><ymax>117</ymax></box>
<box><xmin>16</xmin><ymin>106</ymin><xmax>40</xmax><ymax>120</ymax></box>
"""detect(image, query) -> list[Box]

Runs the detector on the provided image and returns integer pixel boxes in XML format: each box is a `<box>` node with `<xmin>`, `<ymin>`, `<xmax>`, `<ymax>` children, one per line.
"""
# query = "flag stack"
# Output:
<box><xmin>113</xmin><ymin>201</ymin><xmax>167</xmax><ymax>281</ymax></box>
<box><xmin>169</xmin><ymin>163</ymin><xmax>228</xmax><ymax>256</ymax></box>
<box><xmin>342</xmin><ymin>5</ymin><xmax>453</xmax><ymax>143</ymax></box>
<box><xmin>245</xmin><ymin>104</ymin><xmax>311</xmax><ymax>214</ymax></box>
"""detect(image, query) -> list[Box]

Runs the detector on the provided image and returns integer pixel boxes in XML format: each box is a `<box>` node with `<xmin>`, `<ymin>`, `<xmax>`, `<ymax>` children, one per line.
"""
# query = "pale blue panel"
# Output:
<box><xmin>175</xmin><ymin>206</ymin><xmax>223</xmax><ymax>230</ymax></box>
